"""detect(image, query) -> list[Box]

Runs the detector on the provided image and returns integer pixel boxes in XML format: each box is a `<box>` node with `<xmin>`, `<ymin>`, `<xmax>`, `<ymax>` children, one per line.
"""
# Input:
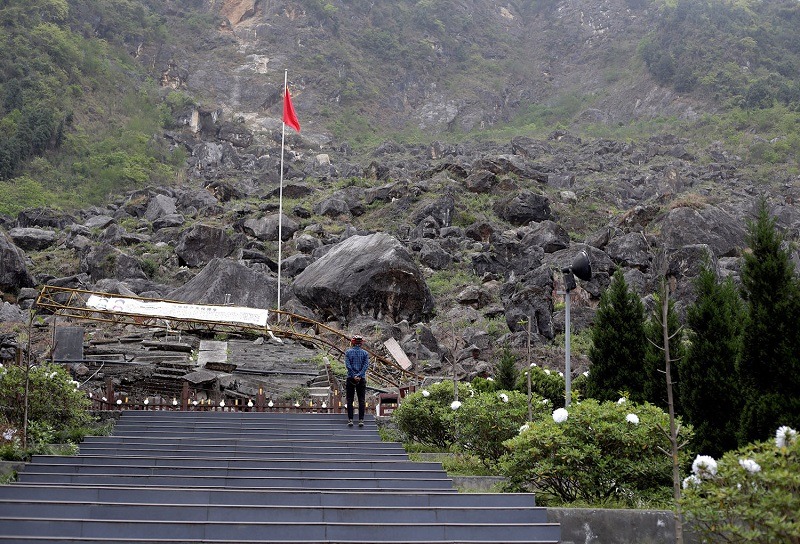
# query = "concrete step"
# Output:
<box><xmin>23</xmin><ymin>464</ymin><xmax>447</xmax><ymax>480</ymax></box>
<box><xmin>30</xmin><ymin>455</ymin><xmax>442</xmax><ymax>471</ymax></box>
<box><xmin>106</xmin><ymin>428</ymin><xmax>379</xmax><ymax>438</ymax></box>
<box><xmin>0</xmin><ymin>518</ymin><xmax>561</xmax><ymax>542</ymax></box>
<box><xmin>0</xmin><ymin>500</ymin><xmax>547</xmax><ymax>524</ymax></box>
<box><xmin>0</xmin><ymin>486</ymin><xmax>541</xmax><ymax>508</ymax></box>
<box><xmin>16</xmin><ymin>472</ymin><xmax>456</xmax><ymax>489</ymax></box>
<box><xmin>74</xmin><ymin>446</ymin><xmax>411</xmax><ymax>459</ymax></box>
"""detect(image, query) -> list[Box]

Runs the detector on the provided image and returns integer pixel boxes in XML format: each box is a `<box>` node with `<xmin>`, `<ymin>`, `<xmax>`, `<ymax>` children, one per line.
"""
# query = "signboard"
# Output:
<box><xmin>53</xmin><ymin>326</ymin><xmax>84</xmax><ymax>362</ymax></box>
<box><xmin>86</xmin><ymin>295</ymin><xmax>269</xmax><ymax>328</ymax></box>
<box><xmin>383</xmin><ymin>337</ymin><xmax>413</xmax><ymax>370</ymax></box>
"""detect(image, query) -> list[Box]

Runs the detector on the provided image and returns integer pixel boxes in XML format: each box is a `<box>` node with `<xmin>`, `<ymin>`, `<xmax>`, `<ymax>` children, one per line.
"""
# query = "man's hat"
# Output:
<box><xmin>351</xmin><ymin>335</ymin><xmax>363</xmax><ymax>345</ymax></box>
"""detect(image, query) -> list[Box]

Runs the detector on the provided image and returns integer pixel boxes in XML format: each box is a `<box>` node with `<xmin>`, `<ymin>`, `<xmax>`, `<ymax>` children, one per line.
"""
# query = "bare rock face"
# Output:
<box><xmin>168</xmin><ymin>258</ymin><xmax>277</xmax><ymax>309</ymax></box>
<box><xmin>658</xmin><ymin>205</ymin><xmax>746</xmax><ymax>258</ymax></box>
<box><xmin>0</xmin><ymin>232</ymin><xmax>35</xmax><ymax>292</ymax></box>
<box><xmin>219</xmin><ymin>0</ymin><xmax>256</xmax><ymax>25</ymax></box>
<box><xmin>175</xmin><ymin>224</ymin><xmax>236</xmax><ymax>267</ymax></box>
<box><xmin>292</xmin><ymin>233</ymin><xmax>434</xmax><ymax>324</ymax></box>
<box><xmin>8</xmin><ymin>227</ymin><xmax>57</xmax><ymax>251</ymax></box>
<box><xmin>82</xmin><ymin>243</ymin><xmax>148</xmax><ymax>282</ymax></box>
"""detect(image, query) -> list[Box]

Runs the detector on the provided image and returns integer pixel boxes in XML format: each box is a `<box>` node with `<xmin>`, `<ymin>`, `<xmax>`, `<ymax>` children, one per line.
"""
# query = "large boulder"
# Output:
<box><xmin>168</xmin><ymin>258</ymin><xmax>277</xmax><ymax>308</ymax></box>
<box><xmin>494</xmin><ymin>191</ymin><xmax>551</xmax><ymax>226</ymax></box>
<box><xmin>175</xmin><ymin>224</ymin><xmax>236</xmax><ymax>267</ymax></box>
<box><xmin>238</xmin><ymin>214</ymin><xmax>298</xmax><ymax>242</ymax></box>
<box><xmin>8</xmin><ymin>227</ymin><xmax>57</xmax><ymax>251</ymax></box>
<box><xmin>16</xmin><ymin>208</ymin><xmax>76</xmax><ymax>229</ymax></box>
<box><xmin>0</xmin><ymin>232</ymin><xmax>36</xmax><ymax>292</ymax></box>
<box><xmin>145</xmin><ymin>194</ymin><xmax>177</xmax><ymax>222</ymax></box>
<box><xmin>292</xmin><ymin>233</ymin><xmax>434</xmax><ymax>324</ymax></box>
<box><xmin>658</xmin><ymin>205</ymin><xmax>746</xmax><ymax>257</ymax></box>
<box><xmin>81</xmin><ymin>243</ymin><xmax>148</xmax><ymax>282</ymax></box>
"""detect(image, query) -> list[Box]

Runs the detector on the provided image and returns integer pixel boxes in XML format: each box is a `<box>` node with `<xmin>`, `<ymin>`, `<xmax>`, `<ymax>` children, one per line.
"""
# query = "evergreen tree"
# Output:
<box><xmin>738</xmin><ymin>199</ymin><xmax>800</xmax><ymax>444</ymax></box>
<box><xmin>680</xmin><ymin>266</ymin><xmax>745</xmax><ymax>457</ymax></box>
<box><xmin>643</xmin><ymin>288</ymin><xmax>685</xmax><ymax>413</ymax></box>
<box><xmin>585</xmin><ymin>270</ymin><xmax>647</xmax><ymax>403</ymax></box>
<box><xmin>495</xmin><ymin>344</ymin><xmax>518</xmax><ymax>391</ymax></box>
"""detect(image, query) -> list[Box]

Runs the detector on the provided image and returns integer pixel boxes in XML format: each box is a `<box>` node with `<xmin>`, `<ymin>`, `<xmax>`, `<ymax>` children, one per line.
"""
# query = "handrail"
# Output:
<box><xmin>34</xmin><ymin>285</ymin><xmax>423</xmax><ymax>389</ymax></box>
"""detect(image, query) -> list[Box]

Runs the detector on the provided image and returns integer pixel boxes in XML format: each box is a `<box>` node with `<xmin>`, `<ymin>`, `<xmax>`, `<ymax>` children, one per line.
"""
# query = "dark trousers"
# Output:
<box><xmin>346</xmin><ymin>377</ymin><xmax>366</xmax><ymax>421</ymax></box>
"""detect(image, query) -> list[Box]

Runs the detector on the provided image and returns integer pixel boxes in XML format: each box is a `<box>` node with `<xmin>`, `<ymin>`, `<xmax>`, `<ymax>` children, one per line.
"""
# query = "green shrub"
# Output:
<box><xmin>456</xmin><ymin>389</ymin><xmax>544</xmax><ymax>467</ymax></box>
<box><xmin>500</xmin><ymin>398</ymin><xmax>692</xmax><ymax>507</ymax></box>
<box><xmin>681</xmin><ymin>427</ymin><xmax>800</xmax><ymax>543</ymax></box>
<box><xmin>0</xmin><ymin>361</ymin><xmax>94</xmax><ymax>453</ymax></box>
<box><xmin>517</xmin><ymin>364</ymin><xmax>567</xmax><ymax>408</ymax></box>
<box><xmin>392</xmin><ymin>381</ymin><xmax>471</xmax><ymax>449</ymax></box>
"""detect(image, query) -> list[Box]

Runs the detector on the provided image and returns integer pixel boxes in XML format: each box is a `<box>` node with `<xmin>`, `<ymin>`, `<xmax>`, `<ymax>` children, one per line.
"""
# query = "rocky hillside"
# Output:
<box><xmin>0</xmin><ymin>0</ymin><xmax>799</xmax><ymax>388</ymax></box>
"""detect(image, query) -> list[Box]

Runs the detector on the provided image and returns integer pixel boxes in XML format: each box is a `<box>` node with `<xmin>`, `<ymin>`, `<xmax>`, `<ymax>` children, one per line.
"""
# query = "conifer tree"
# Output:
<box><xmin>738</xmin><ymin>199</ymin><xmax>800</xmax><ymax>443</ymax></box>
<box><xmin>495</xmin><ymin>344</ymin><xmax>518</xmax><ymax>391</ymax></box>
<box><xmin>680</xmin><ymin>266</ymin><xmax>745</xmax><ymax>457</ymax></box>
<box><xmin>643</xmin><ymin>289</ymin><xmax>685</xmax><ymax>413</ymax></box>
<box><xmin>585</xmin><ymin>270</ymin><xmax>647</xmax><ymax>402</ymax></box>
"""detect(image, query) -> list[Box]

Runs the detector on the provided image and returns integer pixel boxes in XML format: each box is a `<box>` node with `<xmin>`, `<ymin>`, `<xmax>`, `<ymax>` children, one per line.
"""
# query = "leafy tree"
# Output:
<box><xmin>680</xmin><ymin>267</ymin><xmax>745</xmax><ymax>457</ymax></box>
<box><xmin>681</xmin><ymin>427</ymin><xmax>800</xmax><ymax>543</ymax></box>
<box><xmin>515</xmin><ymin>364</ymin><xmax>567</xmax><ymax>409</ymax></box>
<box><xmin>495</xmin><ymin>344</ymin><xmax>517</xmax><ymax>391</ymax></box>
<box><xmin>738</xmin><ymin>200</ymin><xmax>800</xmax><ymax>444</ymax></box>
<box><xmin>585</xmin><ymin>270</ymin><xmax>648</xmax><ymax>403</ymax></box>
<box><xmin>643</xmin><ymin>289</ymin><xmax>685</xmax><ymax>413</ymax></box>
<box><xmin>501</xmin><ymin>399</ymin><xmax>692</xmax><ymax>506</ymax></box>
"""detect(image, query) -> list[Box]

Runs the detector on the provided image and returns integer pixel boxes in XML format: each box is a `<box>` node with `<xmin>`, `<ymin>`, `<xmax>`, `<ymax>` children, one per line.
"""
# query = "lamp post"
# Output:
<box><xmin>560</xmin><ymin>250</ymin><xmax>591</xmax><ymax>407</ymax></box>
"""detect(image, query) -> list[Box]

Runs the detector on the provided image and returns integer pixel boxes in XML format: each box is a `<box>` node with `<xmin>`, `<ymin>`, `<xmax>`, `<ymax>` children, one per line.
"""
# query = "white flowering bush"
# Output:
<box><xmin>455</xmin><ymin>389</ymin><xmax>546</xmax><ymax>467</ymax></box>
<box><xmin>501</xmin><ymin>398</ymin><xmax>692</xmax><ymax>507</ymax></box>
<box><xmin>392</xmin><ymin>381</ymin><xmax>473</xmax><ymax>449</ymax></box>
<box><xmin>0</xmin><ymin>362</ymin><xmax>93</xmax><ymax>457</ymax></box>
<box><xmin>681</xmin><ymin>427</ymin><xmax>800</xmax><ymax>543</ymax></box>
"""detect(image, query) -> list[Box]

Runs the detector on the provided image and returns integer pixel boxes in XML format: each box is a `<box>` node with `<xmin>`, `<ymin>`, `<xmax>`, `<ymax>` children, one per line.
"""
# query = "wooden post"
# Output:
<box><xmin>181</xmin><ymin>382</ymin><xmax>189</xmax><ymax>411</ymax></box>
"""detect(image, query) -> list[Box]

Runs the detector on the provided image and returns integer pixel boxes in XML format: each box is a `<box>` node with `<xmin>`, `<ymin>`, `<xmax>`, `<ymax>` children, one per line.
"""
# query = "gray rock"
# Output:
<box><xmin>463</xmin><ymin>170</ymin><xmax>498</xmax><ymax>193</ymax></box>
<box><xmin>16</xmin><ymin>208</ymin><xmax>76</xmax><ymax>229</ymax></box>
<box><xmin>168</xmin><ymin>258</ymin><xmax>277</xmax><ymax>309</ymax></box>
<box><xmin>8</xmin><ymin>227</ymin><xmax>57</xmax><ymax>251</ymax></box>
<box><xmin>177</xmin><ymin>188</ymin><xmax>222</xmax><ymax>216</ymax></box>
<box><xmin>293</xmin><ymin>233</ymin><xmax>434</xmax><ymax>324</ymax></box>
<box><xmin>0</xmin><ymin>302</ymin><xmax>25</xmax><ymax>323</ymax></box>
<box><xmin>218</xmin><ymin>121</ymin><xmax>253</xmax><ymax>148</ymax></box>
<box><xmin>281</xmin><ymin>254</ymin><xmax>314</xmax><ymax>277</ymax></box>
<box><xmin>412</xmin><ymin>195</ymin><xmax>455</xmax><ymax>229</ymax></box>
<box><xmin>419</xmin><ymin>240</ymin><xmax>453</xmax><ymax>270</ymax></box>
<box><xmin>658</xmin><ymin>205</ymin><xmax>746</xmax><ymax>258</ymax></box>
<box><xmin>502</xmin><ymin>265</ymin><xmax>555</xmax><ymax>339</ymax></box>
<box><xmin>314</xmin><ymin>197</ymin><xmax>350</xmax><ymax>218</ymax></box>
<box><xmin>152</xmin><ymin>214</ymin><xmax>186</xmax><ymax>230</ymax></box>
<box><xmin>0</xmin><ymin>232</ymin><xmax>36</xmax><ymax>291</ymax></box>
<box><xmin>81</xmin><ymin>243</ymin><xmax>148</xmax><ymax>281</ymax></box>
<box><xmin>240</xmin><ymin>214</ymin><xmax>298</xmax><ymax>242</ymax></box>
<box><xmin>606</xmin><ymin>232</ymin><xmax>652</xmax><ymax>270</ymax></box>
<box><xmin>84</xmin><ymin>215</ymin><xmax>115</xmax><ymax>229</ymax></box>
<box><xmin>145</xmin><ymin>194</ymin><xmax>178</xmax><ymax>222</ymax></box>
<box><xmin>494</xmin><ymin>191</ymin><xmax>551</xmax><ymax>226</ymax></box>
<box><xmin>175</xmin><ymin>224</ymin><xmax>236</xmax><ymax>268</ymax></box>
<box><xmin>522</xmin><ymin>220</ymin><xmax>570</xmax><ymax>253</ymax></box>
<box><xmin>295</xmin><ymin>234</ymin><xmax>322</xmax><ymax>254</ymax></box>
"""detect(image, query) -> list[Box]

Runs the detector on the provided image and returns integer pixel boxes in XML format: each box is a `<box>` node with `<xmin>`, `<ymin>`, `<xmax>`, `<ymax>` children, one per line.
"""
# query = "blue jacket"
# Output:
<box><xmin>345</xmin><ymin>346</ymin><xmax>369</xmax><ymax>379</ymax></box>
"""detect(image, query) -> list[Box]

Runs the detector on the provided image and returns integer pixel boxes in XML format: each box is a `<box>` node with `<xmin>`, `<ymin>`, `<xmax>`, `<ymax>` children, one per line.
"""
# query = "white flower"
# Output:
<box><xmin>617</xmin><ymin>397</ymin><xmax>627</xmax><ymax>405</ymax></box>
<box><xmin>682</xmin><ymin>475</ymin><xmax>701</xmax><ymax>489</ymax></box>
<box><xmin>421</xmin><ymin>389</ymin><xmax>430</xmax><ymax>397</ymax></box>
<box><xmin>738</xmin><ymin>458</ymin><xmax>761</xmax><ymax>474</ymax></box>
<box><xmin>48</xmin><ymin>372</ymin><xmax>57</xmax><ymax>379</ymax></box>
<box><xmin>519</xmin><ymin>423</ymin><xmax>530</xmax><ymax>434</ymax></box>
<box><xmin>776</xmin><ymin>426</ymin><xmax>798</xmax><ymax>448</ymax></box>
<box><xmin>582</xmin><ymin>371</ymin><xmax>589</xmax><ymax>377</ymax></box>
<box><xmin>543</xmin><ymin>369</ymin><xmax>551</xmax><ymax>375</ymax></box>
<box><xmin>552</xmin><ymin>408</ymin><xmax>569</xmax><ymax>423</ymax></box>
<box><xmin>450</xmin><ymin>400</ymin><xmax>462</xmax><ymax>410</ymax></box>
<box><xmin>2</xmin><ymin>429</ymin><xmax>16</xmax><ymax>441</ymax></box>
<box><xmin>116</xmin><ymin>399</ymin><xmax>122</xmax><ymax>405</ymax></box>
<box><xmin>530</xmin><ymin>363</ymin><xmax>537</xmax><ymax>368</ymax></box>
<box><xmin>499</xmin><ymin>393</ymin><xmax>509</xmax><ymax>403</ymax></box>
<box><xmin>626</xmin><ymin>413</ymin><xmax>640</xmax><ymax>425</ymax></box>
<box><xmin>558</xmin><ymin>371</ymin><xmax>564</xmax><ymax>377</ymax></box>
<box><xmin>143</xmin><ymin>398</ymin><xmax>149</xmax><ymax>405</ymax></box>
<box><xmin>541</xmin><ymin>398</ymin><xmax>550</xmax><ymax>404</ymax></box>
<box><xmin>219</xmin><ymin>400</ymin><xmax>225</xmax><ymax>407</ymax></box>
<box><xmin>692</xmin><ymin>455</ymin><xmax>718</xmax><ymax>479</ymax></box>
<box><xmin>486</xmin><ymin>377</ymin><xmax>495</xmax><ymax>382</ymax></box>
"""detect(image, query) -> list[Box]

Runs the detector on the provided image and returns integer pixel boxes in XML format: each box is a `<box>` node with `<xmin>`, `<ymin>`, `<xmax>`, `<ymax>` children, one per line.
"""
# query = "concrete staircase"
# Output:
<box><xmin>0</xmin><ymin>411</ymin><xmax>560</xmax><ymax>543</ymax></box>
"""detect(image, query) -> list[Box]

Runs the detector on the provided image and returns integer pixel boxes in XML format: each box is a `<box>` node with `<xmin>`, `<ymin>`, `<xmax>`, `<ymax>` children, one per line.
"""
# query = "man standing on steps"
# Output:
<box><xmin>345</xmin><ymin>335</ymin><xmax>369</xmax><ymax>427</ymax></box>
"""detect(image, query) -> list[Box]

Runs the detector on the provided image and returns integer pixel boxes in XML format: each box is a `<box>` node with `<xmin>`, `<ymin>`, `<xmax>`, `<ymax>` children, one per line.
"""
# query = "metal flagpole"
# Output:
<box><xmin>277</xmin><ymin>69</ymin><xmax>287</xmax><ymax>313</ymax></box>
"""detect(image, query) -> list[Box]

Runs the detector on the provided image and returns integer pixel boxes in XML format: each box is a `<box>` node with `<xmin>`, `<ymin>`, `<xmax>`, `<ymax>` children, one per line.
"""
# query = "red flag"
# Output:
<box><xmin>283</xmin><ymin>85</ymin><xmax>301</xmax><ymax>132</ymax></box>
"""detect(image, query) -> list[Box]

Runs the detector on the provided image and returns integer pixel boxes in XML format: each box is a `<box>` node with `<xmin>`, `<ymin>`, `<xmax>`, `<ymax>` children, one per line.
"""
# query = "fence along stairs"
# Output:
<box><xmin>0</xmin><ymin>411</ymin><xmax>560</xmax><ymax>543</ymax></box>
